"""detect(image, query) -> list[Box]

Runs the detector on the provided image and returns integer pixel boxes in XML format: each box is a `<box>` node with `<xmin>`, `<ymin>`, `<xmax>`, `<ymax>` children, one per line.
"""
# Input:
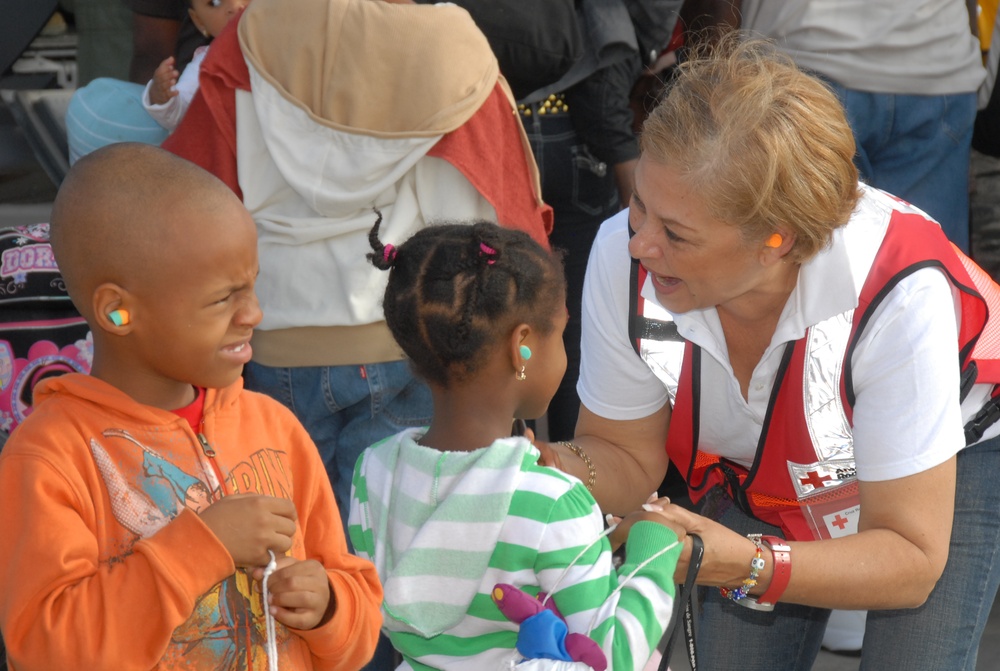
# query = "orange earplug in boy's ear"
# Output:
<box><xmin>107</xmin><ymin>309</ymin><xmax>131</xmax><ymax>327</ymax></box>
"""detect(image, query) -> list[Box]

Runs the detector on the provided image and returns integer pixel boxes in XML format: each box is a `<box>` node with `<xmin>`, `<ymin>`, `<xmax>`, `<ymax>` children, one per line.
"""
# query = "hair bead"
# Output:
<box><xmin>479</xmin><ymin>241</ymin><xmax>498</xmax><ymax>265</ymax></box>
<box><xmin>383</xmin><ymin>244</ymin><xmax>397</xmax><ymax>265</ymax></box>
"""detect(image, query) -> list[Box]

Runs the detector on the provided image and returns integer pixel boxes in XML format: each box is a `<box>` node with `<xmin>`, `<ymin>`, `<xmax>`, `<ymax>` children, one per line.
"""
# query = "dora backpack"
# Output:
<box><xmin>0</xmin><ymin>223</ymin><xmax>92</xmax><ymax>438</ymax></box>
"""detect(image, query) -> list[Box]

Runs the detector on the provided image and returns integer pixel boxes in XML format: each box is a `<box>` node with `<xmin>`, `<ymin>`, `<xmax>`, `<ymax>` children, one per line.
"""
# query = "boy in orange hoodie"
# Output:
<box><xmin>0</xmin><ymin>142</ymin><xmax>383</xmax><ymax>670</ymax></box>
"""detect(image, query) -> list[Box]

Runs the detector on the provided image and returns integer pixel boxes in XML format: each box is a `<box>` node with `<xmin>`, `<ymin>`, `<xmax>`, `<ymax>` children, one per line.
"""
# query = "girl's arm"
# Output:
<box><xmin>536</xmin><ymin>484</ymin><xmax>682</xmax><ymax>671</ymax></box>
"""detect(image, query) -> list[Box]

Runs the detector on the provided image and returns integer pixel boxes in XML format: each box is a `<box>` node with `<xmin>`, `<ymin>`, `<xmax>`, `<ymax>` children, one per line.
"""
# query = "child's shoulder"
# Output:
<box><xmin>517</xmin><ymin>452</ymin><xmax>598</xmax><ymax>509</ymax></box>
<box><xmin>0</xmin><ymin>378</ymin><xmax>111</xmax><ymax>480</ymax></box>
<box><xmin>226</xmin><ymin>387</ymin><xmax>317</xmax><ymax>446</ymax></box>
<box><xmin>231</xmin><ymin>387</ymin><xmax>298</xmax><ymax>422</ymax></box>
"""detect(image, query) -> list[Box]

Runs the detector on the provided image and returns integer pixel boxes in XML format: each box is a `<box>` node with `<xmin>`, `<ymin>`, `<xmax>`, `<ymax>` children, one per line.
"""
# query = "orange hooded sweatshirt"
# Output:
<box><xmin>0</xmin><ymin>373</ymin><xmax>382</xmax><ymax>670</ymax></box>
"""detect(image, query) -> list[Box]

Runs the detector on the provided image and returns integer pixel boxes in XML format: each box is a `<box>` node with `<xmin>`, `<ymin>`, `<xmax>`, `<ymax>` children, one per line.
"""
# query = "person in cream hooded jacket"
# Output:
<box><xmin>163</xmin><ymin>0</ymin><xmax>553</xmax><ymax>538</ymax></box>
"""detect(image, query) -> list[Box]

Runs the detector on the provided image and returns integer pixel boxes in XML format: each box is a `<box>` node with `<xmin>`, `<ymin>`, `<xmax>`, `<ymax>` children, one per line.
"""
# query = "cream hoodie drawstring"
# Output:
<box><xmin>262</xmin><ymin>550</ymin><xmax>279</xmax><ymax>671</ymax></box>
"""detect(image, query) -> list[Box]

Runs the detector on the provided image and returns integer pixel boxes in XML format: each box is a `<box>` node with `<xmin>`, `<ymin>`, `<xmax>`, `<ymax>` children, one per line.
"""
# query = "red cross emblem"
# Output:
<box><xmin>831</xmin><ymin>514</ymin><xmax>850</xmax><ymax>530</ymax></box>
<box><xmin>799</xmin><ymin>471</ymin><xmax>833</xmax><ymax>489</ymax></box>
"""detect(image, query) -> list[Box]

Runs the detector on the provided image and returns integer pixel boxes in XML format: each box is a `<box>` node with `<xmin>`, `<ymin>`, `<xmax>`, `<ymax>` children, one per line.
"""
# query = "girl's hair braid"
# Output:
<box><xmin>367</xmin><ymin>215</ymin><xmax>565</xmax><ymax>388</ymax></box>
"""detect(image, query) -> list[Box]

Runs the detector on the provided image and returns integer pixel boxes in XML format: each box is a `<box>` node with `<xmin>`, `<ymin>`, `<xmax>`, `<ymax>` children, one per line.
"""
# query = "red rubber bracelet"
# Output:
<box><xmin>757</xmin><ymin>535</ymin><xmax>792</xmax><ymax>606</ymax></box>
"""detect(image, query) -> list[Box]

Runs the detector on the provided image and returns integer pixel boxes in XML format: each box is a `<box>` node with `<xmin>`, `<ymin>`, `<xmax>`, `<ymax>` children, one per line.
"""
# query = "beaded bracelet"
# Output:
<box><xmin>719</xmin><ymin>533</ymin><xmax>766</xmax><ymax>603</ymax></box>
<box><xmin>559</xmin><ymin>441</ymin><xmax>596</xmax><ymax>492</ymax></box>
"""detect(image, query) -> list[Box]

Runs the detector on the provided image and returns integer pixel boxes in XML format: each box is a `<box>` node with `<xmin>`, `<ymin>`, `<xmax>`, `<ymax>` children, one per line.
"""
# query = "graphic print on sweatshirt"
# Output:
<box><xmin>90</xmin><ymin>427</ymin><xmax>296</xmax><ymax>670</ymax></box>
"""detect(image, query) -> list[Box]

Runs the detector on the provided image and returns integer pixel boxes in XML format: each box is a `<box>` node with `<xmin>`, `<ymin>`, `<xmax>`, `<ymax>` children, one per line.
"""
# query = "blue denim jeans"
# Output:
<box><xmin>693</xmin><ymin>433</ymin><xmax>1000</xmax><ymax>670</ymax></box>
<box><xmin>825</xmin><ymin>83</ymin><xmax>977</xmax><ymax>253</ymax></box>
<box><xmin>861</xmin><ymin>434</ymin><xmax>1000</xmax><ymax>671</ymax></box>
<box><xmin>522</xmin><ymin>111</ymin><xmax>619</xmax><ymax>440</ymax></box>
<box><xmin>694</xmin><ymin>490</ymin><xmax>829</xmax><ymax>671</ymax></box>
<box><xmin>244</xmin><ymin>360</ymin><xmax>432</xmax><ymax>671</ymax></box>
<box><xmin>242</xmin><ymin>360</ymin><xmax>433</xmax><ymax>536</ymax></box>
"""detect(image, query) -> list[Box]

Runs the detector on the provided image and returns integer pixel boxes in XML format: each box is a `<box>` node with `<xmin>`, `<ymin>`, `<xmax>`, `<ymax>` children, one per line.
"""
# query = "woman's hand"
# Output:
<box><xmin>638</xmin><ymin>503</ymin><xmax>759</xmax><ymax>587</ymax></box>
<box><xmin>533</xmin><ymin>438</ymin><xmax>563</xmax><ymax>471</ymax></box>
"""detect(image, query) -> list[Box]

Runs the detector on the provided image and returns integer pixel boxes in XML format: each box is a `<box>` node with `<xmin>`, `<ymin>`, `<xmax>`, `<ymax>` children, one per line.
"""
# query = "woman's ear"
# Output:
<box><xmin>760</xmin><ymin>230</ymin><xmax>795</xmax><ymax>265</ymax></box>
<box><xmin>93</xmin><ymin>282</ymin><xmax>134</xmax><ymax>334</ymax></box>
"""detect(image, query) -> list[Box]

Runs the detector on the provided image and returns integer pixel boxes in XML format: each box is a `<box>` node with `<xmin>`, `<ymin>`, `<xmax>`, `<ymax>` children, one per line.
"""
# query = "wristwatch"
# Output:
<box><xmin>735</xmin><ymin>535</ymin><xmax>791</xmax><ymax>612</ymax></box>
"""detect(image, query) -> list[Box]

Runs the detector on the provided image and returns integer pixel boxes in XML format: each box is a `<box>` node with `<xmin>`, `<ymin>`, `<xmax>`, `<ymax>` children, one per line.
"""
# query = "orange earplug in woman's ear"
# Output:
<box><xmin>765</xmin><ymin>233</ymin><xmax>783</xmax><ymax>248</ymax></box>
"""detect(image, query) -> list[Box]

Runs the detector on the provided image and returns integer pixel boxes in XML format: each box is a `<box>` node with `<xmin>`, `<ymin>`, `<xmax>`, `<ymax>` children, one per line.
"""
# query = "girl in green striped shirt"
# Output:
<box><xmin>349</xmin><ymin>219</ymin><xmax>684</xmax><ymax>670</ymax></box>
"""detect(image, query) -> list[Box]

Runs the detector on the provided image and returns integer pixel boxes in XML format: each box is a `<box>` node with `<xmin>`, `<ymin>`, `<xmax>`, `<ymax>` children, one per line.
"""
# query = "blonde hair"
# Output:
<box><xmin>640</xmin><ymin>35</ymin><xmax>860</xmax><ymax>262</ymax></box>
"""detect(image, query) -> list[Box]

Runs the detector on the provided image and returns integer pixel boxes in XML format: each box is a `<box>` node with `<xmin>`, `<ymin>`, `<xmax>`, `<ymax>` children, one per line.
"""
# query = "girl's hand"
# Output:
<box><xmin>641</xmin><ymin>503</ymin><xmax>754</xmax><ymax>586</ymax></box>
<box><xmin>150</xmin><ymin>56</ymin><xmax>179</xmax><ymax>105</ymax></box>
<box><xmin>252</xmin><ymin>555</ymin><xmax>334</xmax><ymax>630</ymax></box>
<box><xmin>608</xmin><ymin>494</ymin><xmax>685</xmax><ymax>551</ymax></box>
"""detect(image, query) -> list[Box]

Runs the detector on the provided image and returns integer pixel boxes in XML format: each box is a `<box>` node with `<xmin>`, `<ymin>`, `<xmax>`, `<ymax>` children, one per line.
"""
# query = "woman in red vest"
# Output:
<box><xmin>541</xmin><ymin>35</ymin><xmax>1000</xmax><ymax>671</ymax></box>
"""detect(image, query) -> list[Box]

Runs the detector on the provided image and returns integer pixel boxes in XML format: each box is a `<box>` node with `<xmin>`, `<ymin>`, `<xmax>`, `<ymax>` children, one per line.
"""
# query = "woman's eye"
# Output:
<box><xmin>664</xmin><ymin>226</ymin><xmax>684</xmax><ymax>243</ymax></box>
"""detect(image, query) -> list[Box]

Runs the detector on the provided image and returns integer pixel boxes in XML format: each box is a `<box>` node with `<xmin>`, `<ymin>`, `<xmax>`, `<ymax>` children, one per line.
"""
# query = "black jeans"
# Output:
<box><xmin>523</xmin><ymin>109</ymin><xmax>620</xmax><ymax>440</ymax></box>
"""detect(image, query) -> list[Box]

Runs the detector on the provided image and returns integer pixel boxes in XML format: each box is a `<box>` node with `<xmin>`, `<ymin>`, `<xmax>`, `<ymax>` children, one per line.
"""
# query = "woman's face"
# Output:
<box><xmin>627</xmin><ymin>156</ymin><xmax>778</xmax><ymax>315</ymax></box>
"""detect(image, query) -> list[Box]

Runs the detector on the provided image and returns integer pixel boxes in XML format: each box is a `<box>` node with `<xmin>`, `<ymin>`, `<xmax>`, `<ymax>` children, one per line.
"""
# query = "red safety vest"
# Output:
<box><xmin>630</xmin><ymin>202</ymin><xmax>1000</xmax><ymax>540</ymax></box>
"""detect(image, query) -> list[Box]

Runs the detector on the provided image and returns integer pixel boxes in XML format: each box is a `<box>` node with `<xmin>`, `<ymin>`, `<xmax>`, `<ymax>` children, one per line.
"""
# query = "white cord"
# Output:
<box><xmin>262</xmin><ymin>550</ymin><xmax>279</xmax><ymax>671</ymax></box>
<box><xmin>535</xmin><ymin>519</ymin><xmax>682</xmax><ymax>636</ymax></box>
<box><xmin>584</xmin><ymin>539</ymin><xmax>680</xmax><ymax>635</ymax></box>
<box><xmin>540</xmin><ymin>525</ymin><xmax>617</xmax><ymax>609</ymax></box>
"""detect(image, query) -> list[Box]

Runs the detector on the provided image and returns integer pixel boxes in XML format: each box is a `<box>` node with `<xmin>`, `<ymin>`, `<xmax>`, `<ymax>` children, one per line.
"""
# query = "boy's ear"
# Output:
<box><xmin>93</xmin><ymin>282</ymin><xmax>134</xmax><ymax>334</ymax></box>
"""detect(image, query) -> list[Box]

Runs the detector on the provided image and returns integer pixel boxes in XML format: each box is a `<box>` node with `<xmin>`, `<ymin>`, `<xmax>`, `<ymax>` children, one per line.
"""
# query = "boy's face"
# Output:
<box><xmin>125</xmin><ymin>201</ymin><xmax>261</xmax><ymax>410</ymax></box>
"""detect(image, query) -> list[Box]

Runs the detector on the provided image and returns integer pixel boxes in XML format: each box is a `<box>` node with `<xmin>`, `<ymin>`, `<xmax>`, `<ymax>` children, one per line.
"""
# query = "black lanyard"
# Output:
<box><xmin>659</xmin><ymin>533</ymin><xmax>704</xmax><ymax>671</ymax></box>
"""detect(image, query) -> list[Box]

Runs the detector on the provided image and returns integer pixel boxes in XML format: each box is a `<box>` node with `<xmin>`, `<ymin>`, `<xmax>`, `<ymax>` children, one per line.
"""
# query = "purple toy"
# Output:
<box><xmin>492</xmin><ymin>583</ymin><xmax>608</xmax><ymax>671</ymax></box>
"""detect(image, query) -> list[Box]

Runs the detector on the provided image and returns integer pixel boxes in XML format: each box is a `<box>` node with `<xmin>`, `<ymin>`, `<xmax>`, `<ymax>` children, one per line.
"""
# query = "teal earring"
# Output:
<box><xmin>519</xmin><ymin>345</ymin><xmax>532</xmax><ymax>360</ymax></box>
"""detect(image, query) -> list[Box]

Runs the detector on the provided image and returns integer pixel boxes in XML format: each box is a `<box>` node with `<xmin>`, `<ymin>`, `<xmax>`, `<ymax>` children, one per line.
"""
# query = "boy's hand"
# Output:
<box><xmin>252</xmin><ymin>556</ymin><xmax>334</xmax><ymax>631</ymax></box>
<box><xmin>150</xmin><ymin>56</ymin><xmax>179</xmax><ymax>105</ymax></box>
<box><xmin>199</xmin><ymin>494</ymin><xmax>297</xmax><ymax>566</ymax></box>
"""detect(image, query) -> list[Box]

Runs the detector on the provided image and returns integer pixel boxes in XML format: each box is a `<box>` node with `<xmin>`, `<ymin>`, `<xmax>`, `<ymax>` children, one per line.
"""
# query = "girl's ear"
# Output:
<box><xmin>508</xmin><ymin>323</ymin><xmax>533</xmax><ymax>369</ymax></box>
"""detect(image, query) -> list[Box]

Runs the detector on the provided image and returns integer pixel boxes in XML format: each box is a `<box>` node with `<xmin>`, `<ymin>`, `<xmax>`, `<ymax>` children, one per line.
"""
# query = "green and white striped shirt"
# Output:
<box><xmin>348</xmin><ymin>429</ymin><xmax>681</xmax><ymax>671</ymax></box>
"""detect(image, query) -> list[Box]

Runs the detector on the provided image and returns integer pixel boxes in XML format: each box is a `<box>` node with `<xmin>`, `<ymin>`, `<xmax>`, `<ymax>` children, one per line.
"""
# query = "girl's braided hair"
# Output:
<box><xmin>368</xmin><ymin>211</ymin><xmax>565</xmax><ymax>387</ymax></box>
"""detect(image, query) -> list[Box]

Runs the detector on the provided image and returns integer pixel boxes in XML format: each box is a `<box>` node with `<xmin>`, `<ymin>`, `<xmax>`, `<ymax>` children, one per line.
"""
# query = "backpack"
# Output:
<box><xmin>0</xmin><ymin>223</ymin><xmax>91</xmax><ymax>436</ymax></box>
